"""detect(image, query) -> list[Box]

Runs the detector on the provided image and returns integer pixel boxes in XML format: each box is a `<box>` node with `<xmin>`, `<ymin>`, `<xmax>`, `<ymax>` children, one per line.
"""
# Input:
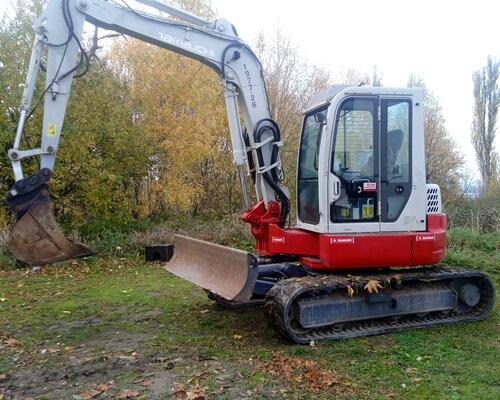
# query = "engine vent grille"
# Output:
<box><xmin>426</xmin><ymin>184</ymin><xmax>442</xmax><ymax>214</ymax></box>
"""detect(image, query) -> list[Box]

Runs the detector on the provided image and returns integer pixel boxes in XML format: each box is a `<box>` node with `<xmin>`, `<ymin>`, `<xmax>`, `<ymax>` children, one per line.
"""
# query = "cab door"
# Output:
<box><xmin>328</xmin><ymin>97</ymin><xmax>380</xmax><ymax>233</ymax></box>
<box><xmin>327</xmin><ymin>95</ymin><xmax>414</xmax><ymax>233</ymax></box>
<box><xmin>379</xmin><ymin>98</ymin><xmax>412</xmax><ymax>227</ymax></box>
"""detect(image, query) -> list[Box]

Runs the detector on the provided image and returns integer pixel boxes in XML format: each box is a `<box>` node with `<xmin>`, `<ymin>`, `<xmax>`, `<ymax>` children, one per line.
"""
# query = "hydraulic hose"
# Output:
<box><xmin>253</xmin><ymin>118</ymin><xmax>290</xmax><ymax>221</ymax></box>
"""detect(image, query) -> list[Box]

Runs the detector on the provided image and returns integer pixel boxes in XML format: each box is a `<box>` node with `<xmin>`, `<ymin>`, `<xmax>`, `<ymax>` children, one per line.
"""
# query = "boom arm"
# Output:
<box><xmin>8</xmin><ymin>0</ymin><xmax>289</xmax><ymax>216</ymax></box>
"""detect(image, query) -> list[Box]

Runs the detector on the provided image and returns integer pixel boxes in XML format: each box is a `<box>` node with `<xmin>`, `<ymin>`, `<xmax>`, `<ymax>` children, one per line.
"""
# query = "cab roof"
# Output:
<box><xmin>304</xmin><ymin>85</ymin><xmax>420</xmax><ymax>114</ymax></box>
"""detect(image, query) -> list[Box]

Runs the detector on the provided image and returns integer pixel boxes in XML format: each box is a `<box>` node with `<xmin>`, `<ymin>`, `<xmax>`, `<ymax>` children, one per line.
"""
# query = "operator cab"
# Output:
<box><xmin>297</xmin><ymin>85</ymin><xmax>427</xmax><ymax>234</ymax></box>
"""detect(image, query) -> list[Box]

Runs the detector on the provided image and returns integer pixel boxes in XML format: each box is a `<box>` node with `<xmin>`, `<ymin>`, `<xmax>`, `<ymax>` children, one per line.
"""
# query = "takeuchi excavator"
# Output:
<box><xmin>7</xmin><ymin>0</ymin><xmax>495</xmax><ymax>343</ymax></box>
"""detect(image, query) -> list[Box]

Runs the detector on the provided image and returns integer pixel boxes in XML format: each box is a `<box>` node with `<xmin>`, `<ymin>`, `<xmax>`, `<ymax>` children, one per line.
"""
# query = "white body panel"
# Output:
<box><xmin>296</xmin><ymin>86</ymin><xmax>428</xmax><ymax>234</ymax></box>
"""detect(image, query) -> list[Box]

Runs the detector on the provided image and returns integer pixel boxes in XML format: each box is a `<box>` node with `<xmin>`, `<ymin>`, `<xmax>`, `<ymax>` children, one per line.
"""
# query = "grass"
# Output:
<box><xmin>0</xmin><ymin>225</ymin><xmax>499</xmax><ymax>399</ymax></box>
<box><xmin>444</xmin><ymin>228</ymin><xmax>500</xmax><ymax>277</ymax></box>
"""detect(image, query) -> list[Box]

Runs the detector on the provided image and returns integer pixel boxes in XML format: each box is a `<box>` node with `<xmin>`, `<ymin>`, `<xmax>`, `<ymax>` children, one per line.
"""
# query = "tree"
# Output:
<box><xmin>408</xmin><ymin>76</ymin><xmax>464</xmax><ymax>200</ymax></box>
<box><xmin>0</xmin><ymin>0</ymin><xmax>332</xmax><ymax>227</ymax></box>
<box><xmin>107</xmin><ymin>0</ymin><xmax>241</xmax><ymax>217</ymax></box>
<box><xmin>0</xmin><ymin>0</ymin><xmax>46</xmax><ymax>226</ymax></box>
<box><xmin>472</xmin><ymin>56</ymin><xmax>499</xmax><ymax>192</ymax></box>
<box><xmin>334</xmin><ymin>68</ymin><xmax>370</xmax><ymax>86</ymax></box>
<box><xmin>254</xmin><ymin>29</ymin><xmax>330</xmax><ymax>215</ymax></box>
<box><xmin>372</xmin><ymin>65</ymin><xmax>383</xmax><ymax>87</ymax></box>
<box><xmin>334</xmin><ymin>66</ymin><xmax>382</xmax><ymax>86</ymax></box>
<box><xmin>0</xmin><ymin>0</ymin><xmax>159</xmax><ymax>226</ymax></box>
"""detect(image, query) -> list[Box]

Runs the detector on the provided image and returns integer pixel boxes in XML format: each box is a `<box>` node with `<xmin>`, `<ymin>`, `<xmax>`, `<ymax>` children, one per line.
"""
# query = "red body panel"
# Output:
<box><xmin>316</xmin><ymin>232</ymin><xmax>413</xmax><ymax>269</ymax></box>
<box><xmin>242</xmin><ymin>201</ymin><xmax>447</xmax><ymax>271</ymax></box>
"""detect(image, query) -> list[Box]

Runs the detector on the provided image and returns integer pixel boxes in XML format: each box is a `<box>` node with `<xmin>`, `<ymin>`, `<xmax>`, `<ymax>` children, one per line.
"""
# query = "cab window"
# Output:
<box><xmin>297</xmin><ymin>108</ymin><xmax>327</xmax><ymax>224</ymax></box>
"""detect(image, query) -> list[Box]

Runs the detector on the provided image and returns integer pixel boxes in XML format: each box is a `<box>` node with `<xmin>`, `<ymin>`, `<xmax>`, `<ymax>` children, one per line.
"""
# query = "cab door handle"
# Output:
<box><xmin>329</xmin><ymin>173</ymin><xmax>341</xmax><ymax>203</ymax></box>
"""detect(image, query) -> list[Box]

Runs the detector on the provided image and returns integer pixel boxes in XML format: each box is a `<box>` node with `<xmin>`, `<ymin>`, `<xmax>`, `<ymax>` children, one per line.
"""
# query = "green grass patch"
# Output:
<box><xmin>0</xmin><ymin>226</ymin><xmax>498</xmax><ymax>399</ymax></box>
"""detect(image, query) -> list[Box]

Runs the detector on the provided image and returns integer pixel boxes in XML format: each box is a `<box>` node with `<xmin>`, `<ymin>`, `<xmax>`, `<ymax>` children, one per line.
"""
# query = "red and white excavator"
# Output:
<box><xmin>7</xmin><ymin>0</ymin><xmax>495</xmax><ymax>343</ymax></box>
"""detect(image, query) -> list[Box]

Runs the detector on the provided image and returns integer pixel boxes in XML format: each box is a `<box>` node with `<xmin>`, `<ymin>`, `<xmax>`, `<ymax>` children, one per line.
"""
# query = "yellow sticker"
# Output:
<box><xmin>362</xmin><ymin>204</ymin><xmax>374</xmax><ymax>219</ymax></box>
<box><xmin>47</xmin><ymin>122</ymin><xmax>56</xmax><ymax>137</ymax></box>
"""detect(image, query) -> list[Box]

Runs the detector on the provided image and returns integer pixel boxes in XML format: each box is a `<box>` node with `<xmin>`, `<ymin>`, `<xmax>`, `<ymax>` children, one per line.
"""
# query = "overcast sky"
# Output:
<box><xmin>2</xmin><ymin>0</ymin><xmax>499</xmax><ymax>179</ymax></box>
<box><xmin>210</xmin><ymin>0</ymin><xmax>500</xmax><ymax>179</ymax></box>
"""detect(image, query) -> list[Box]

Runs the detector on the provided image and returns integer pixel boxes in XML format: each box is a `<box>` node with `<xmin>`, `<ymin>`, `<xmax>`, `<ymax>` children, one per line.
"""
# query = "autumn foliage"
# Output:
<box><xmin>0</xmin><ymin>0</ymin><xmax>328</xmax><ymax>231</ymax></box>
<box><xmin>1</xmin><ymin>0</ymin><xmax>496</xmax><ymax>234</ymax></box>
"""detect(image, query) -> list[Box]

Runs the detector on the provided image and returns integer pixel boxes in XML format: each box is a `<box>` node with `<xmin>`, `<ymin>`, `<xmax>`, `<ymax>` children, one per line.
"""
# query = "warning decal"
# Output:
<box><xmin>47</xmin><ymin>122</ymin><xmax>57</xmax><ymax>137</ymax></box>
<box><xmin>363</xmin><ymin>182</ymin><xmax>377</xmax><ymax>192</ymax></box>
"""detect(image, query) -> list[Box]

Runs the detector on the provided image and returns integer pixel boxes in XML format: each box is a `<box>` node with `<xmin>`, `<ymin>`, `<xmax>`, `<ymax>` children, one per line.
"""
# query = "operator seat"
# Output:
<box><xmin>360</xmin><ymin>129</ymin><xmax>404</xmax><ymax>178</ymax></box>
<box><xmin>387</xmin><ymin>129</ymin><xmax>403</xmax><ymax>177</ymax></box>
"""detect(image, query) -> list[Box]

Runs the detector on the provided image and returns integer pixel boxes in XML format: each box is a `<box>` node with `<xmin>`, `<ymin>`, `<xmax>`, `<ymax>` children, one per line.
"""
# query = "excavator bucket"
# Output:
<box><xmin>165</xmin><ymin>234</ymin><xmax>259</xmax><ymax>302</ymax></box>
<box><xmin>9</xmin><ymin>202</ymin><xmax>96</xmax><ymax>265</ymax></box>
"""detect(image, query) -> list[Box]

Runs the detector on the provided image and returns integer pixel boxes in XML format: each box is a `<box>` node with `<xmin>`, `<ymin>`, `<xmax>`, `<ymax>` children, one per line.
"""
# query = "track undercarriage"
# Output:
<box><xmin>208</xmin><ymin>265</ymin><xmax>495</xmax><ymax>344</ymax></box>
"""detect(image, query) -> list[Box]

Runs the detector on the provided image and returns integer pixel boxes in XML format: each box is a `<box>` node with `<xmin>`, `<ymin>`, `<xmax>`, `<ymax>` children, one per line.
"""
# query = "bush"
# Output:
<box><xmin>444</xmin><ymin>190</ymin><xmax>500</xmax><ymax>233</ymax></box>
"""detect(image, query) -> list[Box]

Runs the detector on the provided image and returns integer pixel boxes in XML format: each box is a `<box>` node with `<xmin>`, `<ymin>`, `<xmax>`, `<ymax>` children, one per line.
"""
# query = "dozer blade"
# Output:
<box><xmin>165</xmin><ymin>234</ymin><xmax>258</xmax><ymax>302</ymax></box>
<box><xmin>9</xmin><ymin>202</ymin><xmax>96</xmax><ymax>265</ymax></box>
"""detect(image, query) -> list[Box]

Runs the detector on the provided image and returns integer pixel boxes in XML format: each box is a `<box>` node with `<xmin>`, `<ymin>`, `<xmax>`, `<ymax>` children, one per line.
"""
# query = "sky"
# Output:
<box><xmin>1</xmin><ymin>0</ymin><xmax>499</xmax><ymax>178</ymax></box>
<box><xmin>209</xmin><ymin>0</ymin><xmax>500</xmax><ymax>179</ymax></box>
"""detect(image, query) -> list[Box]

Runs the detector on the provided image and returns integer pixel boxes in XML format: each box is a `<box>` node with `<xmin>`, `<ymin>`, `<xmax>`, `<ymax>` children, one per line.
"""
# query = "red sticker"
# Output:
<box><xmin>363</xmin><ymin>182</ymin><xmax>377</xmax><ymax>192</ymax></box>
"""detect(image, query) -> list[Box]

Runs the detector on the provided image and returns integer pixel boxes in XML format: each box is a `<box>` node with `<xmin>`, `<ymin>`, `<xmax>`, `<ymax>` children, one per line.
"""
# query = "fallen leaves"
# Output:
<box><xmin>115</xmin><ymin>389</ymin><xmax>140</xmax><ymax>399</ymax></box>
<box><xmin>186</xmin><ymin>372</ymin><xmax>208</xmax><ymax>384</ymax></box>
<box><xmin>96</xmin><ymin>383</ymin><xmax>113</xmax><ymax>392</ymax></box>
<box><xmin>173</xmin><ymin>382</ymin><xmax>207</xmax><ymax>399</ymax></box>
<box><xmin>256</xmin><ymin>352</ymin><xmax>348</xmax><ymax>393</ymax></box>
<box><xmin>139</xmin><ymin>378</ymin><xmax>154</xmax><ymax>387</ymax></box>
<box><xmin>0</xmin><ymin>335</ymin><xmax>20</xmax><ymax>350</ymax></box>
<box><xmin>80</xmin><ymin>389</ymin><xmax>101</xmax><ymax>399</ymax></box>
<box><xmin>364</xmin><ymin>280</ymin><xmax>383</xmax><ymax>294</ymax></box>
<box><xmin>77</xmin><ymin>382</ymin><xmax>114</xmax><ymax>399</ymax></box>
<box><xmin>186</xmin><ymin>385</ymin><xmax>207</xmax><ymax>400</ymax></box>
<box><xmin>173</xmin><ymin>382</ymin><xmax>187</xmax><ymax>397</ymax></box>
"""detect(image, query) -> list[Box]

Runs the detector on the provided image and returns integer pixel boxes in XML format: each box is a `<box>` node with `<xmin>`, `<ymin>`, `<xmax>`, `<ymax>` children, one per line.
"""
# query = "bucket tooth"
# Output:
<box><xmin>165</xmin><ymin>234</ymin><xmax>258</xmax><ymax>302</ymax></box>
<box><xmin>9</xmin><ymin>202</ymin><xmax>96</xmax><ymax>265</ymax></box>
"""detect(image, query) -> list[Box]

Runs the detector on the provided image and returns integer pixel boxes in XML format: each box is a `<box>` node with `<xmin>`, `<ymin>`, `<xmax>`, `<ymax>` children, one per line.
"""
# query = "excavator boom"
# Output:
<box><xmin>7</xmin><ymin>0</ymin><xmax>288</xmax><ymax>267</ymax></box>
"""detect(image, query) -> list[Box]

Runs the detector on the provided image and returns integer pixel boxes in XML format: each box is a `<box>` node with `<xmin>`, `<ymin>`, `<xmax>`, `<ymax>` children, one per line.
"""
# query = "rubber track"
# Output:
<box><xmin>264</xmin><ymin>266</ymin><xmax>495</xmax><ymax>344</ymax></box>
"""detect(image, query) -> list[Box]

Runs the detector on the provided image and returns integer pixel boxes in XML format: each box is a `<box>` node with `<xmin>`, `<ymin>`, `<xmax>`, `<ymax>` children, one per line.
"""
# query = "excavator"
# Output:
<box><xmin>6</xmin><ymin>0</ymin><xmax>495</xmax><ymax>343</ymax></box>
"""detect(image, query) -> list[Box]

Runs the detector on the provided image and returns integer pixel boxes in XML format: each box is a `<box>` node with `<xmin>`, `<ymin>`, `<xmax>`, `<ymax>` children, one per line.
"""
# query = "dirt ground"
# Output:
<box><xmin>1</xmin><ymin>311</ymin><xmax>293</xmax><ymax>399</ymax></box>
<box><xmin>1</xmin><ymin>254</ymin><xmax>498</xmax><ymax>400</ymax></box>
<box><xmin>2</xmin><ymin>327</ymin><xmax>258</xmax><ymax>399</ymax></box>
